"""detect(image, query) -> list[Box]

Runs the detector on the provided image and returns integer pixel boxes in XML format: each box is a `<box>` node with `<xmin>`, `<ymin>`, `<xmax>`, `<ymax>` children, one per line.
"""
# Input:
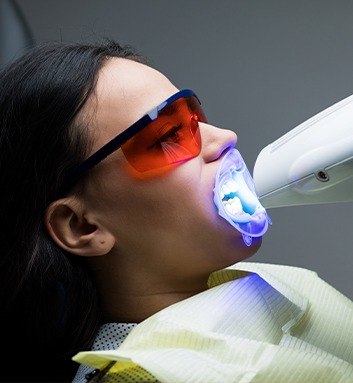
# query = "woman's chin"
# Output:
<box><xmin>229</xmin><ymin>234</ymin><xmax>262</xmax><ymax>265</ymax></box>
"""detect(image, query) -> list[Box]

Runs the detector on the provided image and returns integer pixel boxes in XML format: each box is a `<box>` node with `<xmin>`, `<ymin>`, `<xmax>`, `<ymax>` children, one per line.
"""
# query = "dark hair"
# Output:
<box><xmin>0</xmin><ymin>41</ymin><xmax>144</xmax><ymax>382</ymax></box>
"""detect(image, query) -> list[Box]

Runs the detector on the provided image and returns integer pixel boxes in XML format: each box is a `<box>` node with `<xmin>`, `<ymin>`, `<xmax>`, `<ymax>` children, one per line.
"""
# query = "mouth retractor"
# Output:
<box><xmin>213</xmin><ymin>149</ymin><xmax>271</xmax><ymax>246</ymax></box>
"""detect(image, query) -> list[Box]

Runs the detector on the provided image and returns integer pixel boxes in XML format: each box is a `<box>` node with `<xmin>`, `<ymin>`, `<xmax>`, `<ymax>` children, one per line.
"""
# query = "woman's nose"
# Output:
<box><xmin>200</xmin><ymin>123</ymin><xmax>237</xmax><ymax>163</ymax></box>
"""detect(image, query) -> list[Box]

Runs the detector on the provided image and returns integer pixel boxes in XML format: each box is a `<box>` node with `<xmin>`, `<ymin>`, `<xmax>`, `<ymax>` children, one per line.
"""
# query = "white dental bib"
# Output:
<box><xmin>74</xmin><ymin>262</ymin><xmax>353</xmax><ymax>383</ymax></box>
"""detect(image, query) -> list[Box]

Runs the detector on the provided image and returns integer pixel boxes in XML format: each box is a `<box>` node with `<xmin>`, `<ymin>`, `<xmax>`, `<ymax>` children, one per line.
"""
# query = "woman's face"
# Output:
<box><xmin>79</xmin><ymin>58</ymin><xmax>261</xmax><ymax>281</ymax></box>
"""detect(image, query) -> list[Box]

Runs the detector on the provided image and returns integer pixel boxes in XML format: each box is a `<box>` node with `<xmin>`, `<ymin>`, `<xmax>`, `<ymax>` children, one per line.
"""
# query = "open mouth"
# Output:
<box><xmin>213</xmin><ymin>149</ymin><xmax>270</xmax><ymax>246</ymax></box>
<box><xmin>221</xmin><ymin>175</ymin><xmax>258</xmax><ymax>220</ymax></box>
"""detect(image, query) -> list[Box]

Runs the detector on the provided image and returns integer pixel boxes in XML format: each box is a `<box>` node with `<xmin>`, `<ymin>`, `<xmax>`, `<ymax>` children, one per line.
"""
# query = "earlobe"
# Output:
<box><xmin>45</xmin><ymin>197</ymin><xmax>115</xmax><ymax>257</ymax></box>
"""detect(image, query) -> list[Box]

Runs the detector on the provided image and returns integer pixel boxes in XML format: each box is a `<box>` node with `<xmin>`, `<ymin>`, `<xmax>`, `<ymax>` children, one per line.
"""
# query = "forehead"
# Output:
<box><xmin>84</xmin><ymin>58</ymin><xmax>178</xmax><ymax>152</ymax></box>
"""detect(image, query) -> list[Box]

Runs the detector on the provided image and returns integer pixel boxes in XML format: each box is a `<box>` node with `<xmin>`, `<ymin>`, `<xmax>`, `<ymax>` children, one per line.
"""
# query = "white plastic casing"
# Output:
<box><xmin>253</xmin><ymin>94</ymin><xmax>353</xmax><ymax>208</ymax></box>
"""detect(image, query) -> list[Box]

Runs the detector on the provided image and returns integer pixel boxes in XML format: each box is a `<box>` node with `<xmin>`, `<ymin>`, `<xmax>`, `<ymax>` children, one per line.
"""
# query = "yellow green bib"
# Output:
<box><xmin>73</xmin><ymin>262</ymin><xmax>353</xmax><ymax>382</ymax></box>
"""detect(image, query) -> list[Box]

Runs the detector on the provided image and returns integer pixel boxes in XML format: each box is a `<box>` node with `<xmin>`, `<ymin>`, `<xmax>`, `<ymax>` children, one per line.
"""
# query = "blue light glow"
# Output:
<box><xmin>213</xmin><ymin>149</ymin><xmax>271</xmax><ymax>246</ymax></box>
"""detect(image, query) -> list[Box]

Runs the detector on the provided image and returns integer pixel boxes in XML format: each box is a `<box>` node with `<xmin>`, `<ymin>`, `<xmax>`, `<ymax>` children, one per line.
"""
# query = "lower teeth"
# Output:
<box><xmin>223</xmin><ymin>196</ymin><xmax>243</xmax><ymax>215</ymax></box>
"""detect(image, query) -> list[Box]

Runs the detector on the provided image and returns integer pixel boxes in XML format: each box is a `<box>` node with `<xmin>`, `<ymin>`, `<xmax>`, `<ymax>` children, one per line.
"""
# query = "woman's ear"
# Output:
<box><xmin>44</xmin><ymin>197</ymin><xmax>115</xmax><ymax>257</ymax></box>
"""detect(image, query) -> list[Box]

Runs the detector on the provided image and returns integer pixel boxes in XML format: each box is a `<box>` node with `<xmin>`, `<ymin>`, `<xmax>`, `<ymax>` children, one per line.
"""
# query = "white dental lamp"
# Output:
<box><xmin>253</xmin><ymin>94</ymin><xmax>353</xmax><ymax>209</ymax></box>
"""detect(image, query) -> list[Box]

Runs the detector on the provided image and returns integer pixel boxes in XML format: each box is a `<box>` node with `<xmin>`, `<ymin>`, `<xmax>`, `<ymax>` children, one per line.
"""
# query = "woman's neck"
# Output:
<box><xmin>88</xmin><ymin>251</ymin><xmax>210</xmax><ymax>323</ymax></box>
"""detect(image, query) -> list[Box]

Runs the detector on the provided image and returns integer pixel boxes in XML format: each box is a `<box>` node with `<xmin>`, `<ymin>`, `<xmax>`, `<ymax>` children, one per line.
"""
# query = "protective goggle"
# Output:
<box><xmin>72</xmin><ymin>89</ymin><xmax>207</xmax><ymax>181</ymax></box>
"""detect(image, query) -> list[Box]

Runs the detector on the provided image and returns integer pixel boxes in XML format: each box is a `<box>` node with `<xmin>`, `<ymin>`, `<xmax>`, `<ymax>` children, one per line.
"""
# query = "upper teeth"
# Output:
<box><xmin>227</xmin><ymin>180</ymin><xmax>239</xmax><ymax>192</ymax></box>
<box><xmin>220</xmin><ymin>179</ymin><xmax>244</xmax><ymax>215</ymax></box>
<box><xmin>221</xmin><ymin>180</ymin><xmax>239</xmax><ymax>196</ymax></box>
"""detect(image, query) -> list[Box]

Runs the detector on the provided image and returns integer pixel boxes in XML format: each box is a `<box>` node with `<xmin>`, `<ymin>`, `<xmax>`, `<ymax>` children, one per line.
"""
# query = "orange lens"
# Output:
<box><xmin>121</xmin><ymin>96</ymin><xmax>205</xmax><ymax>172</ymax></box>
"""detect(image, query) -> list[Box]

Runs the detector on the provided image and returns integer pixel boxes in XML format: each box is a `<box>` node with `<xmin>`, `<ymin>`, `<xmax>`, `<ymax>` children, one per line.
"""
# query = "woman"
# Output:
<box><xmin>0</xmin><ymin>40</ymin><xmax>257</xmax><ymax>381</ymax></box>
<box><xmin>1</xmin><ymin>41</ymin><xmax>352</xmax><ymax>383</ymax></box>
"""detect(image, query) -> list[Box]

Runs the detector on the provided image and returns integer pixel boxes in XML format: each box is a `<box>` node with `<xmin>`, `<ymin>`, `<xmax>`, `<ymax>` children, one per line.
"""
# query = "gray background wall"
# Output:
<box><xmin>13</xmin><ymin>0</ymin><xmax>353</xmax><ymax>299</ymax></box>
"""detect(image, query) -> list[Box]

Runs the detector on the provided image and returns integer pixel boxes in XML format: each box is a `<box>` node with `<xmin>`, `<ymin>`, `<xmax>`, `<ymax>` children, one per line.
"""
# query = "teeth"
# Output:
<box><xmin>225</xmin><ymin>203</ymin><xmax>238</xmax><ymax>215</ymax></box>
<box><xmin>230</xmin><ymin>196</ymin><xmax>243</xmax><ymax>213</ymax></box>
<box><xmin>221</xmin><ymin>184</ymin><xmax>231</xmax><ymax>195</ymax></box>
<box><xmin>226</xmin><ymin>180</ymin><xmax>239</xmax><ymax>192</ymax></box>
<box><xmin>224</xmin><ymin>196</ymin><xmax>243</xmax><ymax>215</ymax></box>
<box><xmin>221</xmin><ymin>180</ymin><xmax>239</xmax><ymax>197</ymax></box>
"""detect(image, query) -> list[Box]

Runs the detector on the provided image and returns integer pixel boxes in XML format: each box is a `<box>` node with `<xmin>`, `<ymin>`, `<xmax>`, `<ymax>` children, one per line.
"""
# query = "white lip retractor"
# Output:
<box><xmin>213</xmin><ymin>149</ymin><xmax>270</xmax><ymax>246</ymax></box>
